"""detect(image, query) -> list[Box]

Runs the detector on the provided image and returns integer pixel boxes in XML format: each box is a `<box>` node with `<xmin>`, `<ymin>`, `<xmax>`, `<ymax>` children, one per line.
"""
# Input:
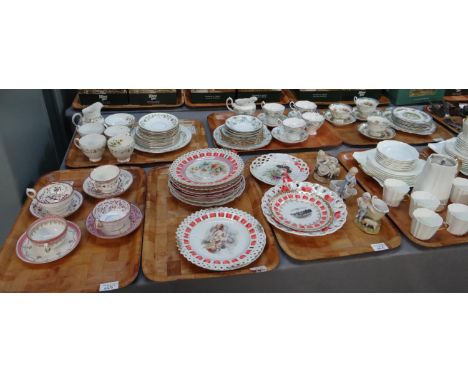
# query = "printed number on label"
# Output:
<box><xmin>250</xmin><ymin>265</ymin><xmax>268</xmax><ymax>273</ymax></box>
<box><xmin>371</xmin><ymin>243</ymin><xmax>389</xmax><ymax>251</ymax></box>
<box><xmin>99</xmin><ymin>281</ymin><xmax>119</xmax><ymax>292</ymax></box>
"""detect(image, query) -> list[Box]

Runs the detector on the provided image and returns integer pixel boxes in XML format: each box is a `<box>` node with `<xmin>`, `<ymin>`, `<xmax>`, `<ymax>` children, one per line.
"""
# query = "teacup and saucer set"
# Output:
<box><xmin>26</xmin><ymin>181</ymin><xmax>83</xmax><ymax>219</ymax></box>
<box><xmin>257</xmin><ymin>102</ymin><xmax>286</xmax><ymax>127</ymax></box>
<box><xmin>288</xmin><ymin>100</ymin><xmax>318</xmax><ymax>118</ymax></box>
<box><xmin>324</xmin><ymin>103</ymin><xmax>356</xmax><ymax>126</ymax></box>
<box><xmin>83</xmin><ymin>165</ymin><xmax>133</xmax><ymax>199</ymax></box>
<box><xmin>353</xmin><ymin>96</ymin><xmax>380</xmax><ymax>121</ymax></box>
<box><xmin>85</xmin><ymin>198</ymin><xmax>143</xmax><ymax>239</ymax></box>
<box><xmin>272</xmin><ymin>117</ymin><xmax>309</xmax><ymax>144</ymax></box>
<box><xmin>16</xmin><ymin>216</ymin><xmax>81</xmax><ymax>264</ymax></box>
<box><xmin>358</xmin><ymin>115</ymin><xmax>396</xmax><ymax>140</ymax></box>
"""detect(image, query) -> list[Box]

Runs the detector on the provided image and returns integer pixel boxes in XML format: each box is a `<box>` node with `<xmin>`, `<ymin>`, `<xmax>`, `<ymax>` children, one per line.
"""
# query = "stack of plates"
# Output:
<box><xmin>261</xmin><ymin>181</ymin><xmax>347</xmax><ymax>237</ymax></box>
<box><xmin>133</xmin><ymin>113</ymin><xmax>192</xmax><ymax>153</ymax></box>
<box><xmin>383</xmin><ymin>107</ymin><xmax>436</xmax><ymax>135</ymax></box>
<box><xmin>214</xmin><ymin>115</ymin><xmax>272</xmax><ymax>150</ymax></box>
<box><xmin>353</xmin><ymin>141</ymin><xmax>425</xmax><ymax>186</ymax></box>
<box><xmin>168</xmin><ymin>148</ymin><xmax>245</xmax><ymax>207</ymax></box>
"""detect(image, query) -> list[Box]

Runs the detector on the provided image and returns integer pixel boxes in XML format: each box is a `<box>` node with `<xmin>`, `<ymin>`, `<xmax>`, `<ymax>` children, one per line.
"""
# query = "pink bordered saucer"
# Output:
<box><xmin>16</xmin><ymin>221</ymin><xmax>81</xmax><ymax>264</ymax></box>
<box><xmin>85</xmin><ymin>203</ymin><xmax>143</xmax><ymax>239</ymax></box>
<box><xmin>175</xmin><ymin>207</ymin><xmax>266</xmax><ymax>271</ymax></box>
<box><xmin>270</xmin><ymin>191</ymin><xmax>333</xmax><ymax>232</ymax></box>
<box><xmin>29</xmin><ymin>190</ymin><xmax>83</xmax><ymax>218</ymax></box>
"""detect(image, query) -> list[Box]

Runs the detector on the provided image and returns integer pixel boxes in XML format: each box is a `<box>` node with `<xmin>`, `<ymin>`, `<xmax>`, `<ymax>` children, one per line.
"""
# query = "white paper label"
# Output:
<box><xmin>249</xmin><ymin>265</ymin><xmax>268</xmax><ymax>273</ymax></box>
<box><xmin>99</xmin><ymin>281</ymin><xmax>119</xmax><ymax>292</ymax></box>
<box><xmin>371</xmin><ymin>243</ymin><xmax>389</xmax><ymax>251</ymax></box>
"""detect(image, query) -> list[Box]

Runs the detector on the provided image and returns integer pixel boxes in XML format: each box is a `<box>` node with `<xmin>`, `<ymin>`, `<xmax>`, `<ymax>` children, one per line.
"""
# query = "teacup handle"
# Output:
<box><xmin>26</xmin><ymin>188</ymin><xmax>37</xmax><ymax>200</ymax></box>
<box><xmin>277</xmin><ymin>118</ymin><xmax>284</xmax><ymax>126</ymax></box>
<box><xmin>260</xmin><ymin>101</ymin><xmax>266</xmax><ymax>109</ymax></box>
<box><xmin>72</xmin><ymin>113</ymin><xmax>83</xmax><ymax>127</ymax></box>
<box><xmin>289</xmin><ymin>101</ymin><xmax>296</xmax><ymax>109</ymax></box>
<box><xmin>73</xmin><ymin>138</ymin><xmax>81</xmax><ymax>150</ymax></box>
<box><xmin>44</xmin><ymin>243</ymin><xmax>51</xmax><ymax>253</ymax></box>
<box><xmin>354</xmin><ymin>96</ymin><xmax>358</xmax><ymax>104</ymax></box>
<box><xmin>226</xmin><ymin>97</ymin><xmax>234</xmax><ymax>112</ymax></box>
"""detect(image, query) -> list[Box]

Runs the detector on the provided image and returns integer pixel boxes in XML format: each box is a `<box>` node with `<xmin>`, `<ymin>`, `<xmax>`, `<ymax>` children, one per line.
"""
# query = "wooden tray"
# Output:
<box><xmin>142</xmin><ymin>166</ymin><xmax>280</xmax><ymax>282</ymax></box>
<box><xmin>443</xmin><ymin>94</ymin><xmax>468</xmax><ymax>104</ymax></box>
<box><xmin>424</xmin><ymin>105</ymin><xmax>463</xmax><ymax>134</ymax></box>
<box><xmin>328</xmin><ymin>115</ymin><xmax>453</xmax><ymax>146</ymax></box>
<box><xmin>246</xmin><ymin>152</ymin><xmax>400</xmax><ymax>261</ymax></box>
<box><xmin>207</xmin><ymin>111</ymin><xmax>342</xmax><ymax>153</ymax></box>
<box><xmin>338</xmin><ymin>151</ymin><xmax>468</xmax><ymax>248</ymax></box>
<box><xmin>285</xmin><ymin>90</ymin><xmax>391</xmax><ymax>107</ymax></box>
<box><xmin>184</xmin><ymin>89</ymin><xmax>292</xmax><ymax>108</ymax></box>
<box><xmin>0</xmin><ymin>167</ymin><xmax>146</xmax><ymax>292</ymax></box>
<box><xmin>72</xmin><ymin>90</ymin><xmax>184</xmax><ymax>110</ymax></box>
<box><xmin>65</xmin><ymin>119</ymin><xmax>208</xmax><ymax>168</ymax></box>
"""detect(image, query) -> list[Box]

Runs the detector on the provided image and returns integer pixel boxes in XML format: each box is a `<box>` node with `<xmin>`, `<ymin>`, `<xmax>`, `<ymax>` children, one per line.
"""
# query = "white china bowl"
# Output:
<box><xmin>376</xmin><ymin>140</ymin><xmax>419</xmax><ymax>163</ymax></box>
<box><xmin>104</xmin><ymin>125</ymin><xmax>131</xmax><ymax>138</ymax></box>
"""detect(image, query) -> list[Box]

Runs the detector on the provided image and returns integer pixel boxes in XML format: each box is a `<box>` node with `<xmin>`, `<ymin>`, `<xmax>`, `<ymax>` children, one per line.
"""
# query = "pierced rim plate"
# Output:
<box><xmin>357</xmin><ymin>123</ymin><xmax>396</xmax><ymax>140</ymax></box>
<box><xmin>132</xmin><ymin>125</ymin><xmax>192</xmax><ymax>154</ymax></box>
<box><xmin>29</xmin><ymin>190</ymin><xmax>83</xmax><ymax>218</ymax></box>
<box><xmin>324</xmin><ymin>110</ymin><xmax>357</xmax><ymax>126</ymax></box>
<box><xmin>257</xmin><ymin>113</ymin><xmax>286</xmax><ymax>127</ymax></box>
<box><xmin>271</xmin><ymin>126</ymin><xmax>308</xmax><ymax>144</ymax></box>
<box><xmin>83</xmin><ymin>169</ymin><xmax>133</xmax><ymax>199</ymax></box>
<box><xmin>16</xmin><ymin>221</ymin><xmax>81</xmax><ymax>264</ymax></box>
<box><xmin>86</xmin><ymin>203</ymin><xmax>143</xmax><ymax>239</ymax></box>
<box><xmin>270</xmin><ymin>191</ymin><xmax>333</xmax><ymax>232</ymax></box>
<box><xmin>250</xmin><ymin>153</ymin><xmax>310</xmax><ymax>185</ymax></box>
<box><xmin>213</xmin><ymin>125</ymin><xmax>272</xmax><ymax>151</ymax></box>
<box><xmin>261</xmin><ymin>182</ymin><xmax>347</xmax><ymax>237</ymax></box>
<box><xmin>176</xmin><ymin>207</ymin><xmax>266</xmax><ymax>271</ymax></box>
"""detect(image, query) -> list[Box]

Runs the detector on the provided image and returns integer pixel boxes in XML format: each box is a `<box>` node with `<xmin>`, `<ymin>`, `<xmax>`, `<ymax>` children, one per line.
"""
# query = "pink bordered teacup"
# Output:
<box><xmin>26</xmin><ymin>216</ymin><xmax>68</xmax><ymax>253</ymax></box>
<box><xmin>92</xmin><ymin>198</ymin><xmax>131</xmax><ymax>237</ymax></box>
<box><xmin>26</xmin><ymin>182</ymin><xmax>74</xmax><ymax>216</ymax></box>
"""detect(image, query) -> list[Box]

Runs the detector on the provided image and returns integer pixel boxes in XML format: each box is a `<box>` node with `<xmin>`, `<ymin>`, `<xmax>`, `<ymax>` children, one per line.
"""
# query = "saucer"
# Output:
<box><xmin>271</xmin><ymin>126</ymin><xmax>308</xmax><ymax>144</ymax></box>
<box><xmin>324</xmin><ymin>110</ymin><xmax>356</xmax><ymax>126</ymax></box>
<box><xmin>257</xmin><ymin>113</ymin><xmax>286</xmax><ymax>127</ymax></box>
<box><xmin>85</xmin><ymin>203</ymin><xmax>143</xmax><ymax>239</ymax></box>
<box><xmin>29</xmin><ymin>190</ymin><xmax>83</xmax><ymax>219</ymax></box>
<box><xmin>83</xmin><ymin>169</ymin><xmax>133</xmax><ymax>199</ymax></box>
<box><xmin>16</xmin><ymin>221</ymin><xmax>81</xmax><ymax>264</ymax></box>
<box><xmin>357</xmin><ymin>123</ymin><xmax>396</xmax><ymax>140</ymax></box>
<box><xmin>352</xmin><ymin>107</ymin><xmax>381</xmax><ymax>121</ymax></box>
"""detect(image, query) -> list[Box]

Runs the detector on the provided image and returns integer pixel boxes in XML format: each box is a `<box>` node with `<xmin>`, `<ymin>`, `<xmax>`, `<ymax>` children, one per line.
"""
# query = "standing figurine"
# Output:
<box><xmin>330</xmin><ymin>167</ymin><xmax>358</xmax><ymax>200</ymax></box>
<box><xmin>313</xmin><ymin>150</ymin><xmax>340</xmax><ymax>183</ymax></box>
<box><xmin>354</xmin><ymin>193</ymin><xmax>389</xmax><ymax>235</ymax></box>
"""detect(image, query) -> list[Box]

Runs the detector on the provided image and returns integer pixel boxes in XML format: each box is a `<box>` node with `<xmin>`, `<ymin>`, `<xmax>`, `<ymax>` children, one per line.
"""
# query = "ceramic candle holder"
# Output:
<box><xmin>26</xmin><ymin>216</ymin><xmax>68</xmax><ymax>252</ymax></box>
<box><xmin>409</xmin><ymin>191</ymin><xmax>440</xmax><ymax>217</ymax></box>
<box><xmin>26</xmin><ymin>182</ymin><xmax>74</xmax><ymax>216</ymax></box>
<box><xmin>90</xmin><ymin>165</ymin><xmax>121</xmax><ymax>194</ymax></box>
<box><xmin>383</xmin><ymin>178</ymin><xmax>410</xmax><ymax>207</ymax></box>
<box><xmin>450</xmin><ymin>177</ymin><xmax>468</xmax><ymax>204</ymax></box>
<box><xmin>107</xmin><ymin>134</ymin><xmax>135</xmax><ymax>163</ymax></box>
<box><xmin>74</xmin><ymin>134</ymin><xmax>106</xmax><ymax>162</ymax></box>
<box><xmin>302</xmin><ymin>112</ymin><xmax>325</xmax><ymax>135</ymax></box>
<box><xmin>411</xmin><ymin>208</ymin><xmax>443</xmax><ymax>241</ymax></box>
<box><xmin>446</xmin><ymin>203</ymin><xmax>468</xmax><ymax>236</ymax></box>
<box><xmin>104</xmin><ymin>125</ymin><xmax>131</xmax><ymax>139</ymax></box>
<box><xmin>92</xmin><ymin>198</ymin><xmax>131</xmax><ymax>236</ymax></box>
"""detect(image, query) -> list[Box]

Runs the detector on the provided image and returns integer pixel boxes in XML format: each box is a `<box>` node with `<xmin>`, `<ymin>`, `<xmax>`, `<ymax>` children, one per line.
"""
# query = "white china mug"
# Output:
<box><xmin>446</xmin><ymin>203</ymin><xmax>468</xmax><ymax>236</ymax></box>
<box><xmin>74</xmin><ymin>134</ymin><xmax>106</xmax><ymax>162</ymax></box>
<box><xmin>410</xmin><ymin>208</ymin><xmax>444</xmax><ymax>241</ymax></box>
<box><xmin>383</xmin><ymin>178</ymin><xmax>410</xmax><ymax>207</ymax></box>
<box><xmin>409</xmin><ymin>191</ymin><xmax>440</xmax><ymax>217</ymax></box>
<box><xmin>450</xmin><ymin>177</ymin><xmax>468</xmax><ymax>204</ymax></box>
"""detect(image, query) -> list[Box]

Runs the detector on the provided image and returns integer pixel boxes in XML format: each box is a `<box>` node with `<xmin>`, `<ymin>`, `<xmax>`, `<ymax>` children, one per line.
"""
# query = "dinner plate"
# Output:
<box><xmin>213</xmin><ymin>125</ymin><xmax>272</xmax><ymax>151</ymax></box>
<box><xmin>133</xmin><ymin>125</ymin><xmax>192</xmax><ymax>154</ymax></box>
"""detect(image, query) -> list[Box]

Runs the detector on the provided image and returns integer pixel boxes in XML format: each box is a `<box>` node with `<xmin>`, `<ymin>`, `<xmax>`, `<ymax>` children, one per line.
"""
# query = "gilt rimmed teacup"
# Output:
<box><xmin>261</xmin><ymin>102</ymin><xmax>285</xmax><ymax>125</ymax></box>
<box><xmin>26</xmin><ymin>182</ymin><xmax>74</xmax><ymax>216</ymax></box>
<box><xmin>280</xmin><ymin>117</ymin><xmax>307</xmax><ymax>141</ymax></box>
<box><xmin>104</xmin><ymin>125</ymin><xmax>131</xmax><ymax>139</ymax></box>
<box><xmin>302</xmin><ymin>112</ymin><xmax>325</xmax><ymax>135</ymax></box>
<box><xmin>354</xmin><ymin>96</ymin><xmax>379</xmax><ymax>116</ymax></box>
<box><xmin>107</xmin><ymin>134</ymin><xmax>135</xmax><ymax>163</ymax></box>
<box><xmin>93</xmin><ymin>198</ymin><xmax>131</xmax><ymax>236</ymax></box>
<box><xmin>26</xmin><ymin>216</ymin><xmax>68</xmax><ymax>253</ymax></box>
<box><xmin>367</xmin><ymin>115</ymin><xmax>389</xmax><ymax>137</ymax></box>
<box><xmin>329</xmin><ymin>103</ymin><xmax>353</xmax><ymax>120</ymax></box>
<box><xmin>90</xmin><ymin>165</ymin><xmax>121</xmax><ymax>194</ymax></box>
<box><xmin>74</xmin><ymin>134</ymin><xmax>106</xmax><ymax>162</ymax></box>
<box><xmin>289</xmin><ymin>100</ymin><xmax>317</xmax><ymax>114</ymax></box>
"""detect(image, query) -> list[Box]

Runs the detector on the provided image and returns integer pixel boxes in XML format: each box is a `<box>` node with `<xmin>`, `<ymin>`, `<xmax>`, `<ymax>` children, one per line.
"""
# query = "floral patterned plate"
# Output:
<box><xmin>250</xmin><ymin>153</ymin><xmax>310</xmax><ymax>186</ymax></box>
<box><xmin>213</xmin><ymin>125</ymin><xmax>272</xmax><ymax>151</ymax></box>
<box><xmin>29</xmin><ymin>191</ymin><xmax>83</xmax><ymax>218</ymax></box>
<box><xmin>175</xmin><ymin>207</ymin><xmax>266</xmax><ymax>271</ymax></box>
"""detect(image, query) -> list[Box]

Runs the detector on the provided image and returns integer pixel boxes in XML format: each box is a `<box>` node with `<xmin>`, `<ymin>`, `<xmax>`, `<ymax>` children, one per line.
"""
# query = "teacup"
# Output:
<box><xmin>383</xmin><ymin>178</ymin><xmax>410</xmax><ymax>207</ymax></box>
<box><xmin>409</xmin><ymin>191</ymin><xmax>440</xmax><ymax>217</ymax></box>
<box><xmin>354</xmin><ymin>97</ymin><xmax>379</xmax><ymax>117</ymax></box>
<box><xmin>74</xmin><ymin>134</ymin><xmax>106</xmax><ymax>162</ymax></box>
<box><xmin>72</xmin><ymin>102</ymin><xmax>104</xmax><ymax>127</ymax></box>
<box><xmin>26</xmin><ymin>216</ymin><xmax>68</xmax><ymax>253</ymax></box>
<box><xmin>450</xmin><ymin>177</ymin><xmax>468</xmax><ymax>204</ymax></box>
<box><xmin>90</xmin><ymin>165</ymin><xmax>121</xmax><ymax>194</ymax></box>
<box><xmin>77</xmin><ymin>122</ymin><xmax>105</xmax><ymax>137</ymax></box>
<box><xmin>367</xmin><ymin>115</ymin><xmax>389</xmax><ymax>137</ymax></box>
<box><xmin>446</xmin><ymin>203</ymin><xmax>468</xmax><ymax>236</ymax></box>
<box><xmin>93</xmin><ymin>198</ymin><xmax>131</xmax><ymax>236</ymax></box>
<box><xmin>261</xmin><ymin>102</ymin><xmax>285</xmax><ymax>125</ymax></box>
<box><xmin>104</xmin><ymin>125</ymin><xmax>131</xmax><ymax>139</ymax></box>
<box><xmin>290</xmin><ymin>100</ymin><xmax>317</xmax><ymax>114</ymax></box>
<box><xmin>107</xmin><ymin>134</ymin><xmax>135</xmax><ymax>163</ymax></box>
<box><xmin>302</xmin><ymin>112</ymin><xmax>325</xmax><ymax>135</ymax></box>
<box><xmin>410</xmin><ymin>208</ymin><xmax>443</xmax><ymax>241</ymax></box>
<box><xmin>26</xmin><ymin>182</ymin><xmax>74</xmax><ymax>216</ymax></box>
<box><xmin>280</xmin><ymin>117</ymin><xmax>307</xmax><ymax>141</ymax></box>
<box><xmin>329</xmin><ymin>103</ymin><xmax>353</xmax><ymax>120</ymax></box>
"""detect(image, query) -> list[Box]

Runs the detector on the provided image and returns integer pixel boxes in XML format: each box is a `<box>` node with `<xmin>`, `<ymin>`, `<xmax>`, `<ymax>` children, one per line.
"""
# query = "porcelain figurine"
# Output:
<box><xmin>226</xmin><ymin>97</ymin><xmax>257</xmax><ymax>115</ymax></box>
<box><xmin>313</xmin><ymin>150</ymin><xmax>340</xmax><ymax>183</ymax></box>
<box><xmin>330</xmin><ymin>167</ymin><xmax>358</xmax><ymax>200</ymax></box>
<box><xmin>355</xmin><ymin>193</ymin><xmax>389</xmax><ymax>234</ymax></box>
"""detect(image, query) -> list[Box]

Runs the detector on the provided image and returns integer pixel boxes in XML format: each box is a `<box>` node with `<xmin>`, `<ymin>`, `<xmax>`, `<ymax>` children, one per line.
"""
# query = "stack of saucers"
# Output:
<box><xmin>213</xmin><ymin>115</ymin><xmax>271</xmax><ymax>150</ymax></box>
<box><xmin>133</xmin><ymin>113</ymin><xmax>192</xmax><ymax>153</ymax></box>
<box><xmin>168</xmin><ymin>148</ymin><xmax>245</xmax><ymax>207</ymax></box>
<box><xmin>353</xmin><ymin>140</ymin><xmax>426</xmax><ymax>186</ymax></box>
<box><xmin>383</xmin><ymin>107</ymin><xmax>436</xmax><ymax>135</ymax></box>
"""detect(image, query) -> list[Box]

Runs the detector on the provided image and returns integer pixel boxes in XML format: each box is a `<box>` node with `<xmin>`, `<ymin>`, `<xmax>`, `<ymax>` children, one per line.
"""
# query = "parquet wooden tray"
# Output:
<box><xmin>339</xmin><ymin>151</ymin><xmax>468</xmax><ymax>248</ymax></box>
<box><xmin>184</xmin><ymin>89</ymin><xmax>291</xmax><ymax>108</ymax></box>
<box><xmin>65</xmin><ymin>119</ymin><xmax>208</xmax><ymax>168</ymax></box>
<box><xmin>0</xmin><ymin>167</ymin><xmax>145</xmax><ymax>292</ymax></box>
<box><xmin>72</xmin><ymin>90</ymin><xmax>184</xmax><ymax>110</ymax></box>
<box><xmin>207</xmin><ymin>112</ymin><xmax>342</xmax><ymax>153</ymax></box>
<box><xmin>424</xmin><ymin>105</ymin><xmax>463</xmax><ymax>135</ymax></box>
<box><xmin>328</xmin><ymin>115</ymin><xmax>453</xmax><ymax>146</ymax></box>
<box><xmin>142</xmin><ymin>166</ymin><xmax>280</xmax><ymax>282</ymax></box>
<box><xmin>247</xmin><ymin>152</ymin><xmax>400</xmax><ymax>261</ymax></box>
